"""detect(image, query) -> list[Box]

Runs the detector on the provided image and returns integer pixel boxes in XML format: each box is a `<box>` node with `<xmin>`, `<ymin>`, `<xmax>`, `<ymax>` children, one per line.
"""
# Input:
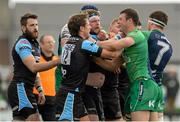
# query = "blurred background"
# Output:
<box><xmin>0</xmin><ymin>0</ymin><xmax>180</xmax><ymax>121</ymax></box>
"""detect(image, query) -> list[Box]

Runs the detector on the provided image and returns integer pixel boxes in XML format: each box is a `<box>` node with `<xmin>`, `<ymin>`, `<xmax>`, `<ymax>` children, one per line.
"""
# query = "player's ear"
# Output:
<box><xmin>80</xmin><ymin>26</ymin><xmax>85</xmax><ymax>32</ymax></box>
<box><xmin>127</xmin><ymin>18</ymin><xmax>132</xmax><ymax>24</ymax></box>
<box><xmin>21</xmin><ymin>25</ymin><xmax>26</xmax><ymax>33</ymax></box>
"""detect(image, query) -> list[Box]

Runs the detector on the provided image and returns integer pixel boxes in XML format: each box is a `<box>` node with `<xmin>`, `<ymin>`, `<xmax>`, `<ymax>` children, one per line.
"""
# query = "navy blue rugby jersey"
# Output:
<box><xmin>12</xmin><ymin>34</ymin><xmax>40</xmax><ymax>86</ymax></box>
<box><xmin>143</xmin><ymin>30</ymin><xmax>173</xmax><ymax>85</ymax></box>
<box><xmin>60</xmin><ymin>36</ymin><xmax>102</xmax><ymax>92</ymax></box>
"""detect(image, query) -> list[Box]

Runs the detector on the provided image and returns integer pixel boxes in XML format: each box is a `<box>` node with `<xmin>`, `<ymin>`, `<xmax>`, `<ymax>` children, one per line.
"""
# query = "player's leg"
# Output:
<box><xmin>26</xmin><ymin>113</ymin><xmax>42</xmax><ymax>121</ymax></box>
<box><xmin>150</xmin><ymin>112</ymin><xmax>159</xmax><ymax>121</ymax></box>
<box><xmin>131</xmin><ymin>111</ymin><xmax>150</xmax><ymax>121</ymax></box>
<box><xmin>56</xmin><ymin>88</ymin><xmax>89</xmax><ymax>121</ymax></box>
<box><xmin>101</xmin><ymin>87</ymin><xmax>123</xmax><ymax>121</ymax></box>
<box><xmin>8</xmin><ymin>82</ymin><xmax>41</xmax><ymax>121</ymax></box>
<box><xmin>82</xmin><ymin>86</ymin><xmax>104</xmax><ymax>121</ymax></box>
<box><xmin>129</xmin><ymin>78</ymin><xmax>159</xmax><ymax>121</ymax></box>
<box><xmin>157</xmin><ymin>86</ymin><xmax>165</xmax><ymax>121</ymax></box>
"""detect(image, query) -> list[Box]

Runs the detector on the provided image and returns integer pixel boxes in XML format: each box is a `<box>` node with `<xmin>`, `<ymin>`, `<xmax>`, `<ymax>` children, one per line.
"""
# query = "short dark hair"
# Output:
<box><xmin>120</xmin><ymin>8</ymin><xmax>139</xmax><ymax>26</ymax></box>
<box><xmin>68</xmin><ymin>13</ymin><xmax>88</xmax><ymax>36</ymax></box>
<box><xmin>149</xmin><ymin>11</ymin><xmax>168</xmax><ymax>27</ymax></box>
<box><xmin>20</xmin><ymin>13</ymin><xmax>38</xmax><ymax>26</ymax></box>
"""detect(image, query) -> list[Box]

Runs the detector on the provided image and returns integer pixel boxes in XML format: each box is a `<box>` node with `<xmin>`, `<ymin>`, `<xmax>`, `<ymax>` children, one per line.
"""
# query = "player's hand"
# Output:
<box><xmin>97</xmin><ymin>30</ymin><xmax>108</xmax><ymax>41</ymax></box>
<box><xmin>55</xmin><ymin>58</ymin><xmax>61</xmax><ymax>65</ymax></box>
<box><xmin>38</xmin><ymin>92</ymin><xmax>46</xmax><ymax>105</ymax></box>
<box><xmin>109</xmin><ymin>32</ymin><xmax>116</xmax><ymax>39</ymax></box>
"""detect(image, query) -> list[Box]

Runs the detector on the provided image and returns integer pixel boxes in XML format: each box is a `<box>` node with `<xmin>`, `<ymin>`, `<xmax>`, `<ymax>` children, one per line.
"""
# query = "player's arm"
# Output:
<box><xmin>81</xmin><ymin>40</ymin><xmax>121</xmax><ymax>59</ymax></box>
<box><xmin>22</xmin><ymin>56</ymin><xmax>60</xmax><ymax>73</ymax></box>
<box><xmin>34</xmin><ymin>73</ymin><xmax>45</xmax><ymax>105</ymax></box>
<box><xmin>16</xmin><ymin>39</ymin><xmax>60</xmax><ymax>73</ymax></box>
<box><xmin>97</xmin><ymin>37</ymin><xmax>135</xmax><ymax>51</ymax></box>
<box><xmin>34</xmin><ymin>73</ymin><xmax>43</xmax><ymax>93</ymax></box>
<box><xmin>60</xmin><ymin>24</ymin><xmax>71</xmax><ymax>47</ymax></box>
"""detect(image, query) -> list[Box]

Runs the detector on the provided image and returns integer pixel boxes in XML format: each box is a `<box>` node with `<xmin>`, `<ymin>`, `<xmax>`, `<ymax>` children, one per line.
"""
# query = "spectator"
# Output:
<box><xmin>163</xmin><ymin>66</ymin><xmax>179</xmax><ymax>112</ymax></box>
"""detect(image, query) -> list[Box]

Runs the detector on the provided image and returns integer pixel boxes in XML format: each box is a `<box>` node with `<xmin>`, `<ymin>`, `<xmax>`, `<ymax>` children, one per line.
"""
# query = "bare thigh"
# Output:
<box><xmin>25</xmin><ymin>112</ymin><xmax>42</xmax><ymax>121</ymax></box>
<box><xmin>80</xmin><ymin>115</ymin><xmax>90</xmax><ymax>121</ymax></box>
<box><xmin>131</xmin><ymin>111</ymin><xmax>150</xmax><ymax>121</ymax></box>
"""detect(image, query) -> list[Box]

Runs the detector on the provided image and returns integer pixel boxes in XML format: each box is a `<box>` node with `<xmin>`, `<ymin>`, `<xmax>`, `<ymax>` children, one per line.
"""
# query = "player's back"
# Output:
<box><xmin>143</xmin><ymin>30</ymin><xmax>173</xmax><ymax>85</ymax></box>
<box><xmin>60</xmin><ymin>37</ymin><xmax>90</xmax><ymax>92</ymax></box>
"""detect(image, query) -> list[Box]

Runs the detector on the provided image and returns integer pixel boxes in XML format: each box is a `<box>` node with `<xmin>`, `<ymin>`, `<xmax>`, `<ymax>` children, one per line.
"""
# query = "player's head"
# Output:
<box><xmin>68</xmin><ymin>13</ymin><xmax>91</xmax><ymax>39</ymax></box>
<box><xmin>109</xmin><ymin>18</ymin><xmax>120</xmax><ymax>34</ymax></box>
<box><xmin>80</xmin><ymin>4</ymin><xmax>100</xmax><ymax>16</ymax></box>
<box><xmin>80</xmin><ymin>5</ymin><xmax>101</xmax><ymax>34</ymax></box>
<box><xmin>87</xmin><ymin>10</ymin><xmax>101</xmax><ymax>34</ymax></box>
<box><xmin>81</xmin><ymin>4</ymin><xmax>99</xmax><ymax>11</ymax></box>
<box><xmin>119</xmin><ymin>8</ymin><xmax>139</xmax><ymax>33</ymax></box>
<box><xmin>147</xmin><ymin>10</ymin><xmax>168</xmax><ymax>30</ymax></box>
<box><xmin>20</xmin><ymin>13</ymin><xmax>39</xmax><ymax>39</ymax></box>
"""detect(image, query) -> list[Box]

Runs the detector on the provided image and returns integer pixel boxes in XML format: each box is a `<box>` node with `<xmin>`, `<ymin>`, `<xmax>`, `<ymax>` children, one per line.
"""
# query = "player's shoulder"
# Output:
<box><xmin>17</xmin><ymin>37</ymin><xmax>29</xmax><ymax>43</ymax></box>
<box><xmin>60</xmin><ymin>24</ymin><xmax>71</xmax><ymax>39</ymax></box>
<box><xmin>16</xmin><ymin>37</ymin><xmax>31</xmax><ymax>48</ymax></box>
<box><xmin>150</xmin><ymin>30</ymin><xmax>163</xmax><ymax>39</ymax></box>
<box><xmin>141</xmin><ymin>30</ymin><xmax>151</xmax><ymax>39</ymax></box>
<box><xmin>128</xmin><ymin>29</ymin><xmax>143</xmax><ymax>37</ymax></box>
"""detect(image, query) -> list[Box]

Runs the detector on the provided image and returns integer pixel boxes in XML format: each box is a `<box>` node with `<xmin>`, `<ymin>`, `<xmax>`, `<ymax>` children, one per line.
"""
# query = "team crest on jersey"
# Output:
<box><xmin>61</xmin><ymin>44</ymin><xmax>75</xmax><ymax>65</ymax></box>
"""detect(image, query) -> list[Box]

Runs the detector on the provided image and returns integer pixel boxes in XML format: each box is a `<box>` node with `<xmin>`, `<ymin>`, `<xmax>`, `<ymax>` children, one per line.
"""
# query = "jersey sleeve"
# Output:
<box><xmin>15</xmin><ymin>38</ymin><xmax>32</xmax><ymax>60</ymax></box>
<box><xmin>127</xmin><ymin>31</ymin><xmax>138</xmax><ymax>44</ymax></box>
<box><xmin>90</xmin><ymin>34</ymin><xmax>98</xmax><ymax>41</ymax></box>
<box><xmin>60</xmin><ymin>24</ymin><xmax>71</xmax><ymax>39</ymax></box>
<box><xmin>127</xmin><ymin>29</ymin><xmax>148</xmax><ymax>44</ymax></box>
<box><xmin>81</xmin><ymin>40</ymin><xmax>102</xmax><ymax>57</ymax></box>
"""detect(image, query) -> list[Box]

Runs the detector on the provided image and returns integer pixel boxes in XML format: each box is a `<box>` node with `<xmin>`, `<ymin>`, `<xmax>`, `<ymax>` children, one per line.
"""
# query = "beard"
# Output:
<box><xmin>91</xmin><ymin>27</ymin><xmax>101</xmax><ymax>34</ymax></box>
<box><xmin>120</xmin><ymin>26</ymin><xmax>126</xmax><ymax>34</ymax></box>
<box><xmin>25</xmin><ymin>29</ymin><xmax>38</xmax><ymax>39</ymax></box>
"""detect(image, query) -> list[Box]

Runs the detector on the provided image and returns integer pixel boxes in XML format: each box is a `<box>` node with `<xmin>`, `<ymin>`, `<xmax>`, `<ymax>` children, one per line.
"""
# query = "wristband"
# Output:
<box><xmin>36</xmin><ymin>86</ymin><xmax>43</xmax><ymax>93</ymax></box>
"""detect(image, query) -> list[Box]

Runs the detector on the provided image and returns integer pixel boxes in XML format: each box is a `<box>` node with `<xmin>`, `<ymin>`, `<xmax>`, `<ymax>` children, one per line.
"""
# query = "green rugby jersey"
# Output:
<box><xmin>122</xmin><ymin>28</ymin><xmax>151</xmax><ymax>82</ymax></box>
